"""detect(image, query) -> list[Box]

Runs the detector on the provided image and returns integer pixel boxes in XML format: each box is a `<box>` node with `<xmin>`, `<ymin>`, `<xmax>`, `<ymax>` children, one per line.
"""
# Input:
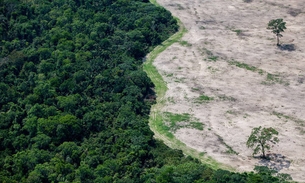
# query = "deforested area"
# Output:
<box><xmin>0</xmin><ymin>0</ymin><xmax>295</xmax><ymax>182</ymax></box>
<box><xmin>152</xmin><ymin>0</ymin><xmax>305</xmax><ymax>182</ymax></box>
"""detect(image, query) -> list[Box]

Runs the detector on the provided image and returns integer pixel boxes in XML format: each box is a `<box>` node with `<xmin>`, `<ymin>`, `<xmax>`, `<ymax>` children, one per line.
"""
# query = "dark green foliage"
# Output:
<box><xmin>0</xmin><ymin>0</ymin><xmax>288</xmax><ymax>182</ymax></box>
<box><xmin>253</xmin><ymin>166</ymin><xmax>292</xmax><ymax>182</ymax></box>
<box><xmin>267</xmin><ymin>19</ymin><xmax>286</xmax><ymax>45</ymax></box>
<box><xmin>247</xmin><ymin>126</ymin><xmax>279</xmax><ymax>158</ymax></box>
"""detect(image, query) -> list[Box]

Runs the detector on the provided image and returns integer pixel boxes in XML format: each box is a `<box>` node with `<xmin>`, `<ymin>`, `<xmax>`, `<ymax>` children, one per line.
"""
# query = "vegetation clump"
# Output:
<box><xmin>247</xmin><ymin>126</ymin><xmax>279</xmax><ymax>159</ymax></box>
<box><xmin>0</xmin><ymin>0</ymin><xmax>292</xmax><ymax>182</ymax></box>
<box><xmin>267</xmin><ymin>19</ymin><xmax>287</xmax><ymax>46</ymax></box>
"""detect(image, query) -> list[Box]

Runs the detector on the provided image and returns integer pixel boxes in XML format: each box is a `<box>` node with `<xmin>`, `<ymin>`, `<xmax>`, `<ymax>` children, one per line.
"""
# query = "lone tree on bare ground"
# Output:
<box><xmin>247</xmin><ymin>126</ymin><xmax>279</xmax><ymax>159</ymax></box>
<box><xmin>267</xmin><ymin>18</ymin><xmax>286</xmax><ymax>46</ymax></box>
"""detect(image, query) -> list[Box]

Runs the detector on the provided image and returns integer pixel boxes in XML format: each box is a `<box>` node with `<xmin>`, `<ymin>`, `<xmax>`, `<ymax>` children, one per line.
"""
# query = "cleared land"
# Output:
<box><xmin>151</xmin><ymin>0</ymin><xmax>305</xmax><ymax>181</ymax></box>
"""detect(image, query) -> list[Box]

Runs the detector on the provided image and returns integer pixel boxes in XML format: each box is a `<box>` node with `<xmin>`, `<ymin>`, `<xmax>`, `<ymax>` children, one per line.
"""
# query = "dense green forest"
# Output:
<box><xmin>0</xmin><ymin>0</ymin><xmax>291</xmax><ymax>182</ymax></box>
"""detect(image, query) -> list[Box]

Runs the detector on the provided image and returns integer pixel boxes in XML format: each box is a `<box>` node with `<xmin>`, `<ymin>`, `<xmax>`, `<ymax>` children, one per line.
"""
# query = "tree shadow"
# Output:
<box><xmin>258</xmin><ymin>153</ymin><xmax>291</xmax><ymax>172</ymax></box>
<box><xmin>144</xmin><ymin>87</ymin><xmax>156</xmax><ymax>102</ymax></box>
<box><xmin>278</xmin><ymin>44</ymin><xmax>295</xmax><ymax>51</ymax></box>
<box><xmin>288</xmin><ymin>8</ymin><xmax>302</xmax><ymax>17</ymax></box>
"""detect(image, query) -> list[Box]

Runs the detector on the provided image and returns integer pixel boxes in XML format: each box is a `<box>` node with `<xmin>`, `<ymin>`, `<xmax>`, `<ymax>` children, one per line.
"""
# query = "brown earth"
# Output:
<box><xmin>153</xmin><ymin>0</ymin><xmax>305</xmax><ymax>181</ymax></box>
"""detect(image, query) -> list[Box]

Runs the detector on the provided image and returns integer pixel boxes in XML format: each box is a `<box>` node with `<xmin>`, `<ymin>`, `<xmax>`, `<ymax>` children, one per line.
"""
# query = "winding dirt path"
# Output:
<box><xmin>149</xmin><ymin>0</ymin><xmax>305</xmax><ymax>181</ymax></box>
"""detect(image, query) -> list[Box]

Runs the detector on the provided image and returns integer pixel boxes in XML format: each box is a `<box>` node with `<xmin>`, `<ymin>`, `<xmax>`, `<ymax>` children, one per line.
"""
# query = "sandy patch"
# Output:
<box><xmin>154</xmin><ymin>0</ymin><xmax>305</xmax><ymax>181</ymax></box>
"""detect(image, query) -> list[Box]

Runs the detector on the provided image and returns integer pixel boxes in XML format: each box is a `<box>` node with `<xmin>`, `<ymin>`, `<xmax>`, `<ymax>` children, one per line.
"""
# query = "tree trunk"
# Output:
<box><xmin>276</xmin><ymin>35</ymin><xmax>280</xmax><ymax>46</ymax></box>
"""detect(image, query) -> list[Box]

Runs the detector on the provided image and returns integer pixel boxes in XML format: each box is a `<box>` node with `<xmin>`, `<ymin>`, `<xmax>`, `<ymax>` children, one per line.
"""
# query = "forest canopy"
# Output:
<box><xmin>0</xmin><ymin>0</ymin><xmax>289</xmax><ymax>182</ymax></box>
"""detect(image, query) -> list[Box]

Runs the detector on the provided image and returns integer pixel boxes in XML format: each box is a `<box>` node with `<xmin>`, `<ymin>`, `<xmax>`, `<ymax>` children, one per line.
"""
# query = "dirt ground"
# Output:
<box><xmin>153</xmin><ymin>0</ymin><xmax>305</xmax><ymax>181</ymax></box>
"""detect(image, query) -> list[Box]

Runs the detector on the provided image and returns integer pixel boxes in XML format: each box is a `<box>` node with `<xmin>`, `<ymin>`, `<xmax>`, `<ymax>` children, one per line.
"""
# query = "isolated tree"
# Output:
<box><xmin>267</xmin><ymin>19</ymin><xmax>286</xmax><ymax>46</ymax></box>
<box><xmin>246</xmin><ymin>126</ymin><xmax>279</xmax><ymax>159</ymax></box>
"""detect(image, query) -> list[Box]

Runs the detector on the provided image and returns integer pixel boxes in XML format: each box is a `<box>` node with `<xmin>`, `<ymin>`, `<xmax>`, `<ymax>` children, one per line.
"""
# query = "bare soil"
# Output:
<box><xmin>153</xmin><ymin>0</ymin><xmax>305</xmax><ymax>181</ymax></box>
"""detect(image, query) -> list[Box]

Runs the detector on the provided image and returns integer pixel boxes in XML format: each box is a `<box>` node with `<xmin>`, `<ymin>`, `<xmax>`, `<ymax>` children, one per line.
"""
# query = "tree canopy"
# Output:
<box><xmin>0</xmin><ymin>0</ymin><xmax>290</xmax><ymax>182</ymax></box>
<box><xmin>267</xmin><ymin>18</ymin><xmax>286</xmax><ymax>46</ymax></box>
<box><xmin>247</xmin><ymin>126</ymin><xmax>279</xmax><ymax>158</ymax></box>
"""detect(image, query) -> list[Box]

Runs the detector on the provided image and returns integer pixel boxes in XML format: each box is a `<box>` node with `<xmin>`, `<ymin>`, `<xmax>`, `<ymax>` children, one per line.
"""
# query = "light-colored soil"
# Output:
<box><xmin>153</xmin><ymin>0</ymin><xmax>305</xmax><ymax>181</ymax></box>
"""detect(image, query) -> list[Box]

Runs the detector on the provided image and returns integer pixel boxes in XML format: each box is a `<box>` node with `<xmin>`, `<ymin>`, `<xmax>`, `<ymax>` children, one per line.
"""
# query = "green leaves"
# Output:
<box><xmin>267</xmin><ymin>19</ymin><xmax>286</xmax><ymax>45</ymax></box>
<box><xmin>254</xmin><ymin>166</ymin><xmax>292</xmax><ymax>182</ymax></box>
<box><xmin>267</xmin><ymin>19</ymin><xmax>286</xmax><ymax>34</ymax></box>
<box><xmin>0</xmin><ymin>0</ymin><xmax>180</xmax><ymax>181</ymax></box>
<box><xmin>246</xmin><ymin>126</ymin><xmax>279</xmax><ymax>158</ymax></box>
<box><xmin>0</xmin><ymin>0</ymin><xmax>291</xmax><ymax>182</ymax></box>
